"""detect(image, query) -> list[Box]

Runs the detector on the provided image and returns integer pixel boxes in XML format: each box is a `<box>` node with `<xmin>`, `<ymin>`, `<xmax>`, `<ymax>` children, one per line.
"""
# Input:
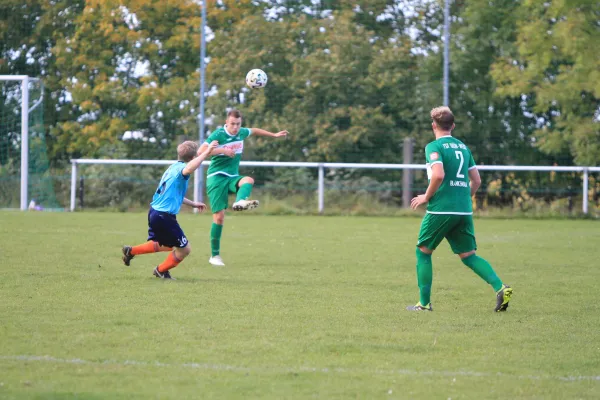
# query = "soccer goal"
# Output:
<box><xmin>0</xmin><ymin>75</ymin><xmax>59</xmax><ymax>210</ymax></box>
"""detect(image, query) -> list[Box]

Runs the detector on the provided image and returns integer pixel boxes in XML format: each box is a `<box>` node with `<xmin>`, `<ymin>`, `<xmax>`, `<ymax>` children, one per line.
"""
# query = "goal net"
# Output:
<box><xmin>0</xmin><ymin>76</ymin><xmax>60</xmax><ymax>210</ymax></box>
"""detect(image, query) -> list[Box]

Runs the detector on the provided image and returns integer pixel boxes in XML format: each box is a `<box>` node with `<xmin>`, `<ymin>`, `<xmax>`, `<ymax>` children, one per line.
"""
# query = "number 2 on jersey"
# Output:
<box><xmin>455</xmin><ymin>151</ymin><xmax>465</xmax><ymax>178</ymax></box>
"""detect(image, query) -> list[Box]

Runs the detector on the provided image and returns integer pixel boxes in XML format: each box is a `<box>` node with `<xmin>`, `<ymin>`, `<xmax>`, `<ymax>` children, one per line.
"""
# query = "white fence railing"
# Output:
<box><xmin>70</xmin><ymin>159</ymin><xmax>600</xmax><ymax>214</ymax></box>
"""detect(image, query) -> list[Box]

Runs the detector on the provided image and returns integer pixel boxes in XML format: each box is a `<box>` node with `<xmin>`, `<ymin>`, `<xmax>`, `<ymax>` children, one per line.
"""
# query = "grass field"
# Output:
<box><xmin>0</xmin><ymin>211</ymin><xmax>599</xmax><ymax>399</ymax></box>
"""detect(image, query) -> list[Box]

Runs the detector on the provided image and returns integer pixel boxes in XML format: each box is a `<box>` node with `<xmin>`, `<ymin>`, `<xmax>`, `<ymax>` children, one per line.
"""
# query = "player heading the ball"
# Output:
<box><xmin>199</xmin><ymin>109</ymin><xmax>288</xmax><ymax>267</ymax></box>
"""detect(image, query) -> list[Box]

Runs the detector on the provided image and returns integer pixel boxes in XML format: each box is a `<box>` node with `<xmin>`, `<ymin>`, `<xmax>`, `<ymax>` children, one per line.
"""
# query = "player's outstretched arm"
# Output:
<box><xmin>197</xmin><ymin>142</ymin><xmax>209</xmax><ymax>155</ymax></box>
<box><xmin>183</xmin><ymin>197</ymin><xmax>207</xmax><ymax>212</ymax></box>
<box><xmin>183</xmin><ymin>141</ymin><xmax>218</xmax><ymax>176</ymax></box>
<box><xmin>198</xmin><ymin>142</ymin><xmax>234</xmax><ymax>158</ymax></box>
<box><xmin>251</xmin><ymin>128</ymin><xmax>288</xmax><ymax>138</ymax></box>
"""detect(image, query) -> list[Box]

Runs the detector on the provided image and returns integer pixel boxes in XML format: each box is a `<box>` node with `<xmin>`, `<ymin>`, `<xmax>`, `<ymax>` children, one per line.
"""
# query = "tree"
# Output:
<box><xmin>445</xmin><ymin>0</ymin><xmax>548</xmax><ymax>166</ymax></box>
<box><xmin>205</xmin><ymin>7</ymin><xmax>420</xmax><ymax>165</ymax></box>
<box><xmin>491</xmin><ymin>0</ymin><xmax>600</xmax><ymax>165</ymax></box>
<box><xmin>51</xmin><ymin>0</ymin><xmax>203</xmax><ymax>160</ymax></box>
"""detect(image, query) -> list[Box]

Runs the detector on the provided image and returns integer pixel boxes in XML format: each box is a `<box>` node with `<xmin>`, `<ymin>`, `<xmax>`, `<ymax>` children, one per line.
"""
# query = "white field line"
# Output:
<box><xmin>1</xmin><ymin>355</ymin><xmax>599</xmax><ymax>382</ymax></box>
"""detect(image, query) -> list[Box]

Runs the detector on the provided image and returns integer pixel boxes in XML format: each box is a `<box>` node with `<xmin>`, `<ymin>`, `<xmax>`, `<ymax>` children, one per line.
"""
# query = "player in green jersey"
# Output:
<box><xmin>197</xmin><ymin>109</ymin><xmax>288</xmax><ymax>266</ymax></box>
<box><xmin>408</xmin><ymin>106</ymin><xmax>512</xmax><ymax>312</ymax></box>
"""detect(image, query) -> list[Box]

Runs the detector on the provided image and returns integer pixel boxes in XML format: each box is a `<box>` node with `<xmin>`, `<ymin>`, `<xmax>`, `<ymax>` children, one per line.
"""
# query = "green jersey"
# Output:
<box><xmin>424</xmin><ymin>135</ymin><xmax>476</xmax><ymax>214</ymax></box>
<box><xmin>205</xmin><ymin>126</ymin><xmax>252</xmax><ymax>178</ymax></box>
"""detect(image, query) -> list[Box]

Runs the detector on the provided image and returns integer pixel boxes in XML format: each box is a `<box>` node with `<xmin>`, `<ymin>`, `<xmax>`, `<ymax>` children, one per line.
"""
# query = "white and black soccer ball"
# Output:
<box><xmin>246</xmin><ymin>69</ymin><xmax>268</xmax><ymax>89</ymax></box>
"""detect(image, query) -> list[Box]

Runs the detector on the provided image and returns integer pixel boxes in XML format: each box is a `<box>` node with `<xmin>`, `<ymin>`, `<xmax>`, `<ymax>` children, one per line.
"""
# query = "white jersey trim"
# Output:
<box><xmin>435</xmin><ymin>135</ymin><xmax>453</xmax><ymax>141</ymax></box>
<box><xmin>207</xmin><ymin>171</ymin><xmax>240</xmax><ymax>178</ymax></box>
<box><xmin>429</xmin><ymin>161</ymin><xmax>443</xmax><ymax>166</ymax></box>
<box><xmin>426</xmin><ymin>211</ymin><xmax>473</xmax><ymax>215</ymax></box>
<box><xmin>223</xmin><ymin>125</ymin><xmax>236</xmax><ymax>137</ymax></box>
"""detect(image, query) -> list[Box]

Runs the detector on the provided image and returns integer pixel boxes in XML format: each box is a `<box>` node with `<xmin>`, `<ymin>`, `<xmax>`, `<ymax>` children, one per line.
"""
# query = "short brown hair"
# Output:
<box><xmin>177</xmin><ymin>140</ymin><xmax>199</xmax><ymax>162</ymax></box>
<box><xmin>430</xmin><ymin>106</ymin><xmax>455</xmax><ymax>131</ymax></box>
<box><xmin>227</xmin><ymin>109</ymin><xmax>242</xmax><ymax>119</ymax></box>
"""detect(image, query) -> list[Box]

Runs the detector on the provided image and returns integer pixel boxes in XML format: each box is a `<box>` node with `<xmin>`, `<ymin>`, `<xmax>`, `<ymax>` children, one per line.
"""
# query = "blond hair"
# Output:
<box><xmin>177</xmin><ymin>140</ymin><xmax>199</xmax><ymax>162</ymax></box>
<box><xmin>430</xmin><ymin>106</ymin><xmax>455</xmax><ymax>131</ymax></box>
<box><xmin>227</xmin><ymin>109</ymin><xmax>242</xmax><ymax>119</ymax></box>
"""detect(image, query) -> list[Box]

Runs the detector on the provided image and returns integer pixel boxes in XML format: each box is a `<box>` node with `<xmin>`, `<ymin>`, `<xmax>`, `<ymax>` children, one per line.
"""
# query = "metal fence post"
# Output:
<box><xmin>20</xmin><ymin>77</ymin><xmax>29</xmax><ymax>211</ymax></box>
<box><xmin>70</xmin><ymin>161</ymin><xmax>77</xmax><ymax>211</ymax></box>
<box><xmin>583</xmin><ymin>168</ymin><xmax>589</xmax><ymax>214</ymax></box>
<box><xmin>318</xmin><ymin>163</ymin><xmax>324</xmax><ymax>214</ymax></box>
<box><xmin>79</xmin><ymin>175</ymin><xmax>85</xmax><ymax>209</ymax></box>
<box><xmin>402</xmin><ymin>138</ymin><xmax>414</xmax><ymax>208</ymax></box>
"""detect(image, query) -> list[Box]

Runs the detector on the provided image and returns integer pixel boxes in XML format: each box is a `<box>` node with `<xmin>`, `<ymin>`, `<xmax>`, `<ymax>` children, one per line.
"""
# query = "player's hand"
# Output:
<box><xmin>222</xmin><ymin>148</ymin><xmax>235</xmax><ymax>157</ymax></box>
<box><xmin>274</xmin><ymin>130</ymin><xmax>288</xmax><ymax>138</ymax></box>
<box><xmin>207</xmin><ymin>140</ymin><xmax>219</xmax><ymax>153</ymax></box>
<box><xmin>191</xmin><ymin>202</ymin><xmax>207</xmax><ymax>212</ymax></box>
<box><xmin>410</xmin><ymin>194</ymin><xmax>428</xmax><ymax>210</ymax></box>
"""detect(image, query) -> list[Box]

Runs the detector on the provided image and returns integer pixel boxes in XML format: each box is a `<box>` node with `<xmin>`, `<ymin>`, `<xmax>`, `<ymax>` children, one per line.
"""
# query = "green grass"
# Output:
<box><xmin>0</xmin><ymin>212</ymin><xmax>599</xmax><ymax>399</ymax></box>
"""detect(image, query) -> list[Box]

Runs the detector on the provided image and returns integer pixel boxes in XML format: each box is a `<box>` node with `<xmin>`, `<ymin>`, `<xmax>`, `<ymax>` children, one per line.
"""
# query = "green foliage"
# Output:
<box><xmin>206</xmin><ymin>8</ymin><xmax>421</xmax><ymax>164</ymax></box>
<box><xmin>50</xmin><ymin>0</ymin><xmax>203</xmax><ymax>159</ymax></box>
<box><xmin>0</xmin><ymin>0</ymin><xmax>86</xmax><ymax>164</ymax></box>
<box><xmin>77</xmin><ymin>164</ymin><xmax>161</xmax><ymax>210</ymax></box>
<box><xmin>1</xmin><ymin>0</ymin><xmax>599</xmax><ymax>213</ymax></box>
<box><xmin>448</xmin><ymin>0</ymin><xmax>539</xmax><ymax>165</ymax></box>
<box><xmin>491</xmin><ymin>0</ymin><xmax>600</xmax><ymax>165</ymax></box>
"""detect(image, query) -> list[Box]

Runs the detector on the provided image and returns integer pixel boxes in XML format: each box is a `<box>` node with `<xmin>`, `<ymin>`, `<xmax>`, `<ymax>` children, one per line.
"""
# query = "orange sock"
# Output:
<box><xmin>157</xmin><ymin>251</ymin><xmax>182</xmax><ymax>273</ymax></box>
<box><xmin>131</xmin><ymin>241</ymin><xmax>171</xmax><ymax>256</ymax></box>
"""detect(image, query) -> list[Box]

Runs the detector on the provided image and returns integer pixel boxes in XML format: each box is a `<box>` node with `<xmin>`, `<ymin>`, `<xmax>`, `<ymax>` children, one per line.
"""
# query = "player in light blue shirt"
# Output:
<box><xmin>150</xmin><ymin>162</ymin><xmax>192</xmax><ymax>215</ymax></box>
<box><xmin>121</xmin><ymin>140</ymin><xmax>218</xmax><ymax>279</ymax></box>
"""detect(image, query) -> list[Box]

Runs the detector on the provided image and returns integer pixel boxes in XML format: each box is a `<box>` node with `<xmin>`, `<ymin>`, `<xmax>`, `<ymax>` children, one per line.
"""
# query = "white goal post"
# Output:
<box><xmin>69</xmin><ymin>159</ymin><xmax>600</xmax><ymax>214</ymax></box>
<box><xmin>0</xmin><ymin>75</ymin><xmax>44</xmax><ymax>210</ymax></box>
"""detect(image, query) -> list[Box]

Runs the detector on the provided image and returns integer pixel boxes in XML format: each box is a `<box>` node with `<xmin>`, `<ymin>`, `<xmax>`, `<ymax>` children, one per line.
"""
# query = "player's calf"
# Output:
<box><xmin>154</xmin><ymin>247</ymin><xmax>187</xmax><ymax>280</ymax></box>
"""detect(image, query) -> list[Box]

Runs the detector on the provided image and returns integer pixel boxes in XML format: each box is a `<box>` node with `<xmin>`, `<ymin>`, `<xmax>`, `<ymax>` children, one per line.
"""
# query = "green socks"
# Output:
<box><xmin>414</xmin><ymin>250</ymin><xmax>503</xmax><ymax>306</ymax></box>
<box><xmin>461</xmin><ymin>254</ymin><xmax>503</xmax><ymax>291</ymax></box>
<box><xmin>236</xmin><ymin>183</ymin><xmax>253</xmax><ymax>202</ymax></box>
<box><xmin>416</xmin><ymin>248</ymin><xmax>433</xmax><ymax>306</ymax></box>
<box><xmin>211</xmin><ymin>223</ymin><xmax>223</xmax><ymax>257</ymax></box>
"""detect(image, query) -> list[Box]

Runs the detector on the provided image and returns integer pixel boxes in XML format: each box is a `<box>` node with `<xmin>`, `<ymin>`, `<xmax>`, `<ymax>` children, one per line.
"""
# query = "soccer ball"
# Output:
<box><xmin>246</xmin><ymin>69</ymin><xmax>268</xmax><ymax>89</ymax></box>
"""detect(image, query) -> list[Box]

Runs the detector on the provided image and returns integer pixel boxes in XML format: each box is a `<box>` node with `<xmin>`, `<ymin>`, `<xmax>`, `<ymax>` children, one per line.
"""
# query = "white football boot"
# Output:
<box><xmin>232</xmin><ymin>199</ymin><xmax>259</xmax><ymax>211</ymax></box>
<box><xmin>209</xmin><ymin>255</ymin><xmax>225</xmax><ymax>266</ymax></box>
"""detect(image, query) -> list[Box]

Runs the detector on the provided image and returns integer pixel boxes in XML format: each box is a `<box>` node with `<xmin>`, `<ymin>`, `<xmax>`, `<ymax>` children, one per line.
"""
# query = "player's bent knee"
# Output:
<box><xmin>213</xmin><ymin>212</ymin><xmax>225</xmax><ymax>224</ymax></box>
<box><xmin>176</xmin><ymin>245</ymin><xmax>191</xmax><ymax>258</ymax></box>
<box><xmin>240</xmin><ymin>177</ymin><xmax>254</xmax><ymax>185</ymax></box>
<box><xmin>417</xmin><ymin>246</ymin><xmax>433</xmax><ymax>255</ymax></box>
<box><xmin>458</xmin><ymin>250</ymin><xmax>476</xmax><ymax>260</ymax></box>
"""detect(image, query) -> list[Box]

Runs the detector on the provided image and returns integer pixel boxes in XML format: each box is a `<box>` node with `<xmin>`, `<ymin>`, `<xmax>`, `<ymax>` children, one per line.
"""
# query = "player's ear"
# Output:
<box><xmin>451</xmin><ymin>123</ymin><xmax>455</xmax><ymax>131</ymax></box>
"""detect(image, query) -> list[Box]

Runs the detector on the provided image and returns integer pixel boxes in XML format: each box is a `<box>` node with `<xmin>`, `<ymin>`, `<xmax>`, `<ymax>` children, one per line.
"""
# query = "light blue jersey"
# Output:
<box><xmin>150</xmin><ymin>162</ymin><xmax>189</xmax><ymax>215</ymax></box>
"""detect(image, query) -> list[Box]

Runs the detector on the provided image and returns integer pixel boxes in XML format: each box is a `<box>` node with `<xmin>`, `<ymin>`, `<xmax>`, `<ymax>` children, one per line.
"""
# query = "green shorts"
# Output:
<box><xmin>206</xmin><ymin>174</ymin><xmax>244</xmax><ymax>213</ymax></box>
<box><xmin>417</xmin><ymin>213</ymin><xmax>477</xmax><ymax>254</ymax></box>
